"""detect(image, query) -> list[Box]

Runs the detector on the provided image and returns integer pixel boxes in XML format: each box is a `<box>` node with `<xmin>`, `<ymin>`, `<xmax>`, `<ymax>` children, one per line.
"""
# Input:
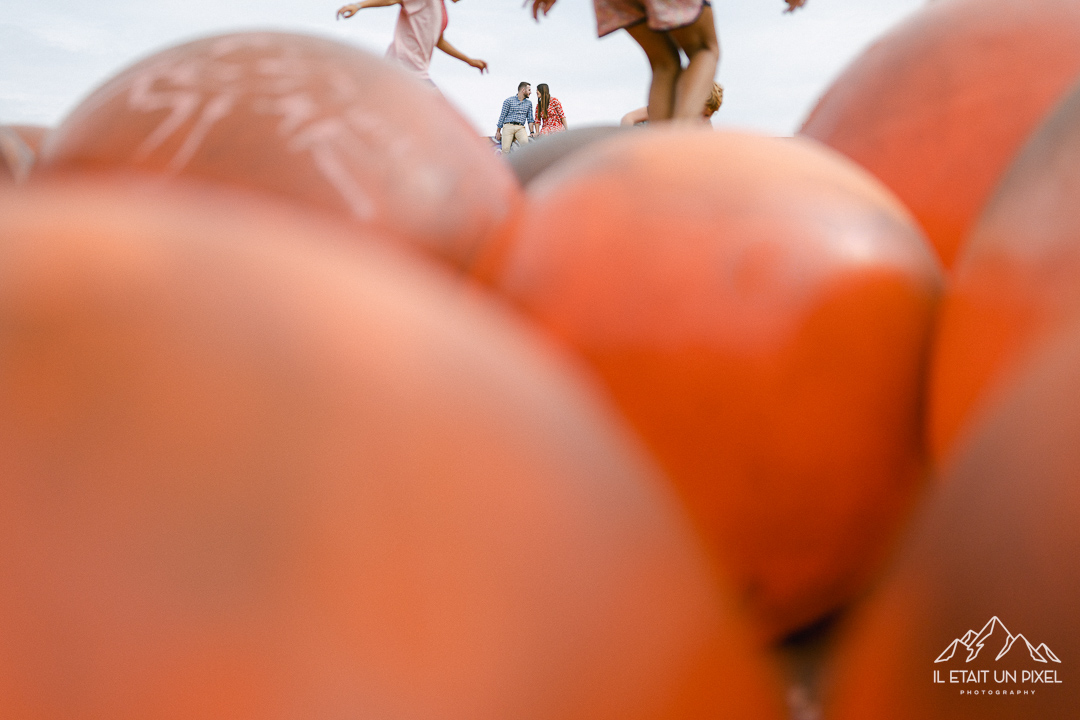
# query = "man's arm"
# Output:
<box><xmin>522</xmin><ymin>101</ymin><xmax>535</xmax><ymax>134</ymax></box>
<box><xmin>436</xmin><ymin>37</ymin><xmax>488</xmax><ymax>74</ymax></box>
<box><xmin>495</xmin><ymin>97</ymin><xmax>511</xmax><ymax>141</ymax></box>
<box><xmin>337</xmin><ymin>0</ymin><xmax>400</xmax><ymax>19</ymax></box>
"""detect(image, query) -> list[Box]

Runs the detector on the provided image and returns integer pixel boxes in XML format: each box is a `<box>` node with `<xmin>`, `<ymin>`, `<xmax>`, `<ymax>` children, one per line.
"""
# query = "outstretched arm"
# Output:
<box><xmin>783</xmin><ymin>0</ymin><xmax>806</xmax><ymax>12</ymax></box>
<box><xmin>337</xmin><ymin>0</ymin><xmax>400</xmax><ymax>20</ymax></box>
<box><xmin>436</xmin><ymin>36</ymin><xmax>489</xmax><ymax>73</ymax></box>
<box><xmin>495</xmin><ymin>97</ymin><xmax>512</xmax><ymax>141</ymax></box>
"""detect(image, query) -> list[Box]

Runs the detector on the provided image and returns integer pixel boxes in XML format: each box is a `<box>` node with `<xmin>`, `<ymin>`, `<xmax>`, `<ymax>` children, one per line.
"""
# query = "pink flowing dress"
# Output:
<box><xmin>385</xmin><ymin>0</ymin><xmax>448</xmax><ymax>81</ymax></box>
<box><xmin>593</xmin><ymin>0</ymin><xmax>706</xmax><ymax>38</ymax></box>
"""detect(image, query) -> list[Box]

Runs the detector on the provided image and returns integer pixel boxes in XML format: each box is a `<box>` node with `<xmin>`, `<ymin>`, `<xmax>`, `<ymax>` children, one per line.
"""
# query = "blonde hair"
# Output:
<box><xmin>704</xmin><ymin>83</ymin><xmax>724</xmax><ymax>117</ymax></box>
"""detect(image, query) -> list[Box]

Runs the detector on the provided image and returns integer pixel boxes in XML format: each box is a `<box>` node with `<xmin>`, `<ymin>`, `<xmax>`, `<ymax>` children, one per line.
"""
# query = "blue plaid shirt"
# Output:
<box><xmin>497</xmin><ymin>95</ymin><xmax>534</xmax><ymax>128</ymax></box>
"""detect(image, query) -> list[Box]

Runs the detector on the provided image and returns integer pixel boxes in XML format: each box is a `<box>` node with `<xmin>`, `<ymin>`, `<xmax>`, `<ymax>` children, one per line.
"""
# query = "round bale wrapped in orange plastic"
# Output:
<box><xmin>824</xmin><ymin>318</ymin><xmax>1080</xmax><ymax>720</ymax></box>
<box><xmin>35</xmin><ymin>32</ymin><xmax>521</xmax><ymax>272</ymax></box>
<box><xmin>479</xmin><ymin>128</ymin><xmax>943</xmax><ymax>641</ymax></box>
<box><xmin>929</xmin><ymin>79</ymin><xmax>1080</xmax><ymax>465</ymax></box>
<box><xmin>800</xmin><ymin>0</ymin><xmax>1080</xmax><ymax>270</ymax></box>
<box><xmin>0</xmin><ymin>178</ymin><xmax>786</xmax><ymax>720</ymax></box>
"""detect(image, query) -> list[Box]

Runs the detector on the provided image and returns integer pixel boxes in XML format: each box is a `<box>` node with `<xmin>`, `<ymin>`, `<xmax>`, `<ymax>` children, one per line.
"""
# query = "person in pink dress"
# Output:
<box><xmin>337</xmin><ymin>0</ymin><xmax>488</xmax><ymax>84</ymax></box>
<box><xmin>535</xmin><ymin>84</ymin><xmax>568</xmax><ymax>136</ymax></box>
<box><xmin>530</xmin><ymin>0</ymin><xmax>804</xmax><ymax>124</ymax></box>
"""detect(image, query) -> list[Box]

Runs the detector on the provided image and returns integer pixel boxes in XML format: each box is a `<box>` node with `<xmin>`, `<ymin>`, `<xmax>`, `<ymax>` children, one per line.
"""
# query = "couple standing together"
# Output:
<box><xmin>495</xmin><ymin>82</ymin><xmax>567</xmax><ymax>154</ymax></box>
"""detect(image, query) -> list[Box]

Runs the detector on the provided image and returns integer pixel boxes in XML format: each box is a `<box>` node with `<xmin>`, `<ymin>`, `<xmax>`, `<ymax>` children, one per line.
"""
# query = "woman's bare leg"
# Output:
<box><xmin>626</xmin><ymin>22</ymin><xmax>682</xmax><ymax>123</ymax></box>
<box><xmin>669</xmin><ymin>6</ymin><xmax>720</xmax><ymax>123</ymax></box>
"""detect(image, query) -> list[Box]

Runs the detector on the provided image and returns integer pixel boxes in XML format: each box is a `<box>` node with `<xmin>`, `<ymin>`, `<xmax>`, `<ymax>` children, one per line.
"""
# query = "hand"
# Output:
<box><xmin>337</xmin><ymin>3</ymin><xmax>361</xmax><ymax>19</ymax></box>
<box><xmin>783</xmin><ymin>0</ymin><xmax>806</xmax><ymax>12</ymax></box>
<box><xmin>495</xmin><ymin>130</ymin><xmax>502</xmax><ymax>141</ymax></box>
<box><xmin>528</xmin><ymin>0</ymin><xmax>557</xmax><ymax>21</ymax></box>
<box><xmin>470</xmin><ymin>58</ymin><xmax>489</xmax><ymax>74</ymax></box>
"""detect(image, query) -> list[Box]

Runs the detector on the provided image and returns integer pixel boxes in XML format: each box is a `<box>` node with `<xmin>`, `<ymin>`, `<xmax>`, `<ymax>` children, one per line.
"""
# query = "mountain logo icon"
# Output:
<box><xmin>935</xmin><ymin>617</ymin><xmax>1061</xmax><ymax>664</ymax></box>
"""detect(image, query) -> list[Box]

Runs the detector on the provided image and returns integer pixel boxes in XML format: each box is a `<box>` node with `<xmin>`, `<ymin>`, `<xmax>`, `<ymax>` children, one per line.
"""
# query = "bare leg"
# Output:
<box><xmin>626</xmin><ymin>22</ymin><xmax>682</xmax><ymax>123</ymax></box>
<box><xmin>669</xmin><ymin>7</ymin><xmax>720</xmax><ymax>123</ymax></box>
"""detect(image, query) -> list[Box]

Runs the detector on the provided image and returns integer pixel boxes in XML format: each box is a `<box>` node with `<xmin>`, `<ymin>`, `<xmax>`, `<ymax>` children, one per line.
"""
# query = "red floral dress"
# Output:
<box><xmin>537</xmin><ymin>97</ymin><xmax>567</xmax><ymax>135</ymax></box>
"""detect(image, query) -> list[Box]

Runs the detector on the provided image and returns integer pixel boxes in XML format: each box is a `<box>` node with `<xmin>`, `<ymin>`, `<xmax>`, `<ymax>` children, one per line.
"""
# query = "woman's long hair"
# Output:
<box><xmin>537</xmin><ymin>83</ymin><xmax>551</xmax><ymax>121</ymax></box>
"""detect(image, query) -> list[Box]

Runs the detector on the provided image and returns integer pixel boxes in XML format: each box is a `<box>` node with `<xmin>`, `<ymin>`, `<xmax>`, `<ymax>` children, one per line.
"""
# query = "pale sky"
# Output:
<box><xmin>1</xmin><ymin>0</ymin><xmax>926</xmax><ymax>136</ymax></box>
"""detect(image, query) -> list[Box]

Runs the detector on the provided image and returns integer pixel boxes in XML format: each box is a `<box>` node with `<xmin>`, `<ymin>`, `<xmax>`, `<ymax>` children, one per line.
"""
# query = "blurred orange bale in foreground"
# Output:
<box><xmin>35</xmin><ymin>31</ymin><xmax>521</xmax><ymax>273</ymax></box>
<box><xmin>800</xmin><ymin>0</ymin><xmax>1080</xmax><ymax>270</ymax></box>
<box><xmin>0</xmin><ymin>178</ymin><xmax>787</xmax><ymax>720</ymax></box>
<box><xmin>929</xmin><ymin>79</ymin><xmax>1080</xmax><ymax>466</ymax></box>
<box><xmin>825</xmin><ymin>317</ymin><xmax>1080</xmax><ymax>720</ymax></box>
<box><xmin>479</xmin><ymin>128</ymin><xmax>943</xmax><ymax>641</ymax></box>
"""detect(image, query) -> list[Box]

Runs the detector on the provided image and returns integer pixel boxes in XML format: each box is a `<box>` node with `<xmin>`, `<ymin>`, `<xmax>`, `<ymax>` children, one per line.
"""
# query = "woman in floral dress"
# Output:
<box><xmin>535</xmin><ymin>84</ymin><xmax>568</xmax><ymax>136</ymax></box>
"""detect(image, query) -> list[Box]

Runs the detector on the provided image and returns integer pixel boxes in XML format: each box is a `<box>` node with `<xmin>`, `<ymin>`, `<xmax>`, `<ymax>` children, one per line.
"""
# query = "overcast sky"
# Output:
<box><xmin>2</xmin><ymin>0</ymin><xmax>926</xmax><ymax>136</ymax></box>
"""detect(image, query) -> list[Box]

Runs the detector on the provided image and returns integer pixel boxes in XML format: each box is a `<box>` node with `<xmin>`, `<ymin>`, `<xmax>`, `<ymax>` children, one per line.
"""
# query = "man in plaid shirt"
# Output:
<box><xmin>495</xmin><ymin>82</ymin><xmax>536</xmax><ymax>154</ymax></box>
